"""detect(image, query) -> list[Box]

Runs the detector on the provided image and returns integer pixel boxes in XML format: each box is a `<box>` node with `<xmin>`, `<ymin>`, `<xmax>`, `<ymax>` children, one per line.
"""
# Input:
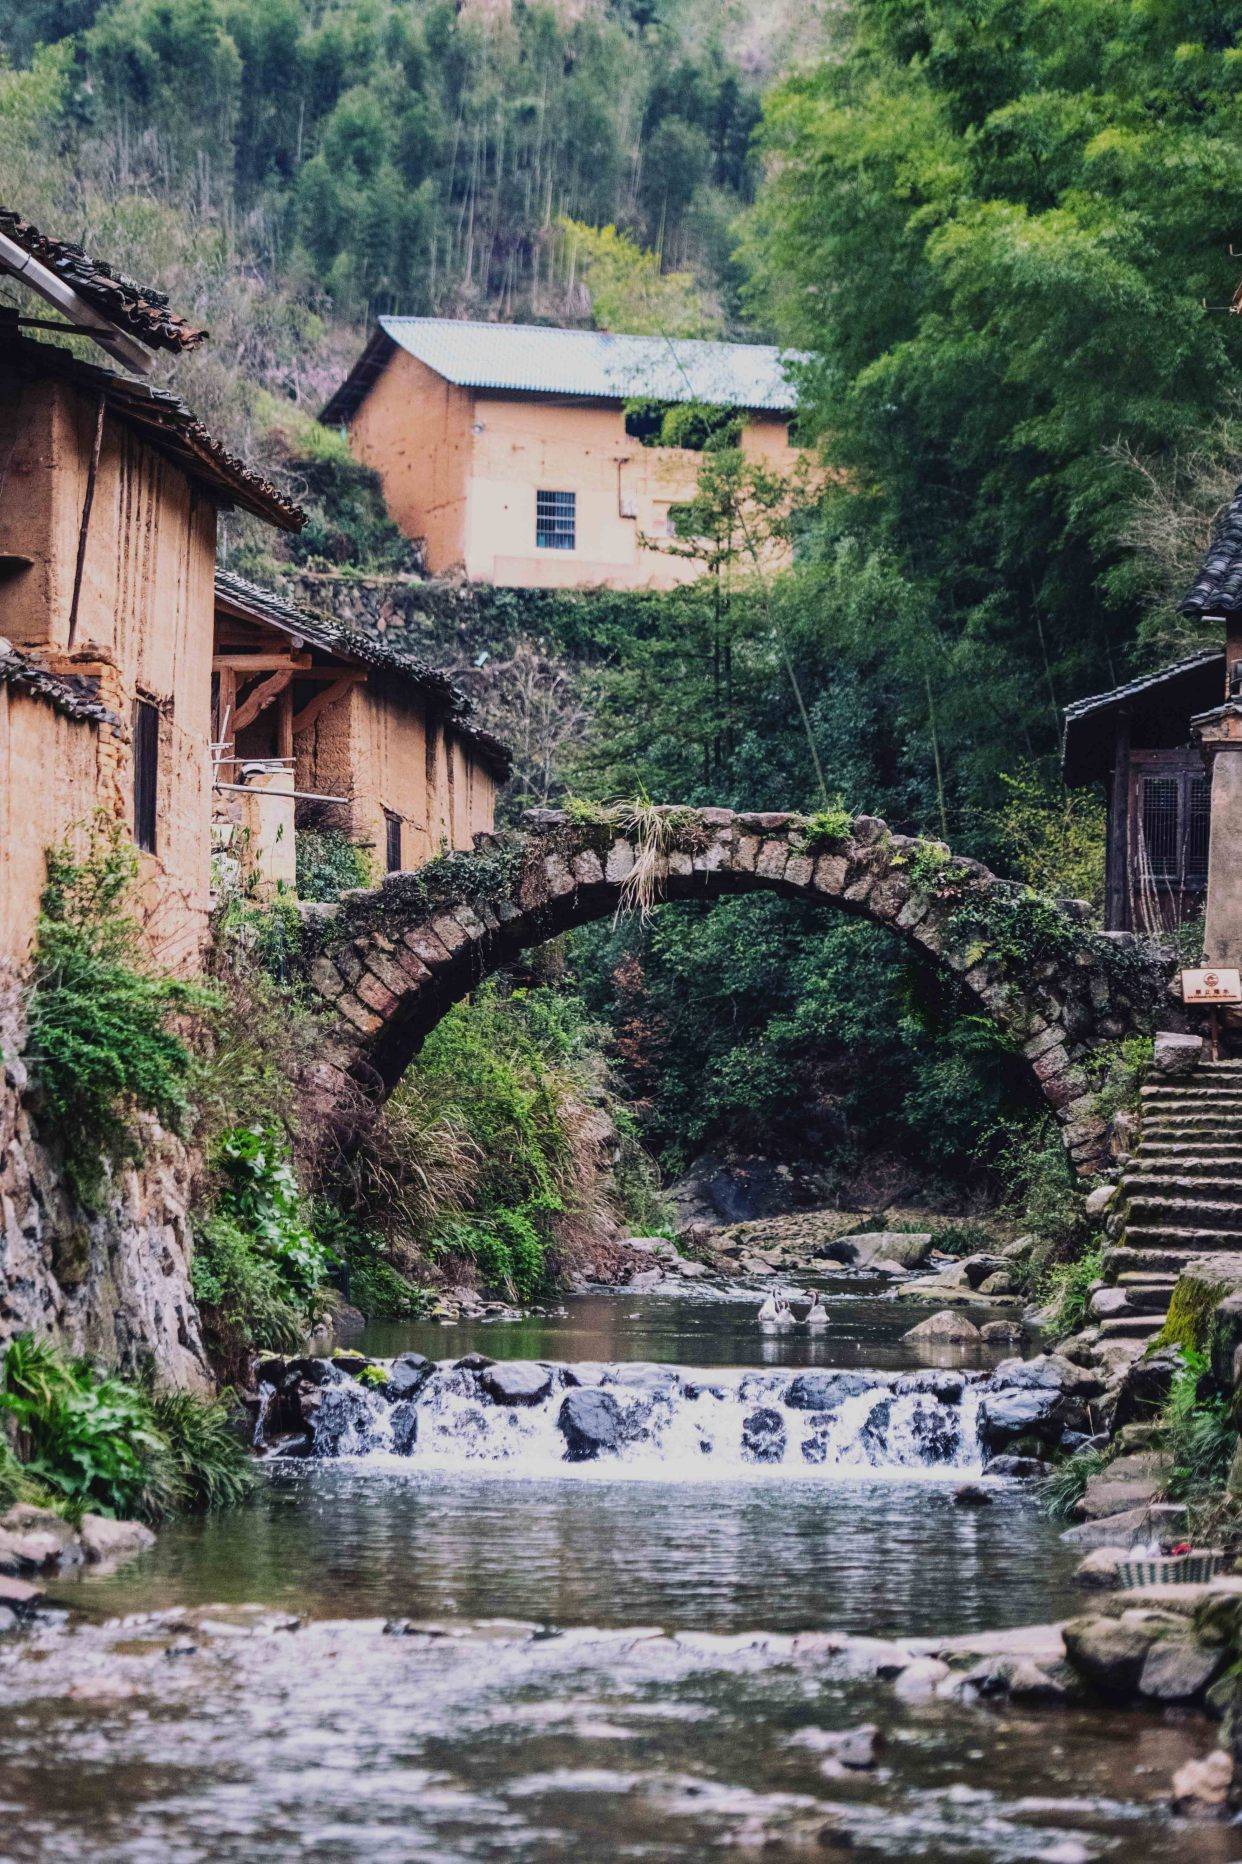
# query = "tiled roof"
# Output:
<box><xmin>1181</xmin><ymin>484</ymin><xmax>1242</xmax><ymax>619</ymax></box>
<box><xmin>0</xmin><ymin>207</ymin><xmax>207</xmax><ymax>354</ymax></box>
<box><xmin>0</xmin><ymin>637</ymin><xmax>121</xmax><ymax>729</ymax></box>
<box><xmin>215</xmin><ymin>571</ymin><xmax>512</xmax><ymax>779</ymax></box>
<box><xmin>2</xmin><ymin>332</ymin><xmax>303</xmax><ymax>531</ymax></box>
<box><xmin>1061</xmin><ymin>648</ymin><xmax>1225</xmax><ymax>786</ymax></box>
<box><xmin>322</xmin><ymin>317</ymin><xmax>805</xmax><ymax>424</ymax></box>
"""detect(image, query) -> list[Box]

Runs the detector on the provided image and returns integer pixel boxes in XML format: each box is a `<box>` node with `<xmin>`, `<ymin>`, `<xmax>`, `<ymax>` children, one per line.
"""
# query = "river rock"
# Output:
<box><xmin>953</xmin><ymin>1483</ymin><xmax>991</xmax><ymax>1507</ymax></box>
<box><xmin>837</xmin><ymin>1231</ymin><xmax>933</xmax><ymax>1270</ymax></box>
<box><xmin>908</xmin><ymin>1399</ymin><xmax>960</xmax><ymax>1462</ymax></box>
<box><xmin>1139</xmin><ymin>1636</ymin><xmax>1224</xmax><ymax>1702</ymax></box>
<box><xmin>977</xmin><ymin>1271</ymin><xmax>1017</xmax><ymax>1296</ymax></box>
<box><xmin>977</xmin><ymin>1387</ymin><xmax>1060</xmax><ymax>1450</ymax></box>
<box><xmin>894</xmin><ymin>1371</ymin><xmax>965</xmax><ymax>1402</ymax></box>
<box><xmin>1060</xmin><ymin>1501</ymin><xmax>1187</xmax><ymax>1549</ymax></box>
<box><xmin>1110</xmin><ymin>1349</ymin><xmax>1180</xmax><ymax>1432</ymax></box>
<box><xmin>454</xmin><ymin>1353</ymin><xmax>495</xmax><ymax>1372</ymax></box>
<box><xmin>1062</xmin><ymin>1608</ymin><xmax>1181</xmax><ymax>1695</ymax></box>
<box><xmin>0</xmin><ymin>1573</ymin><xmax>43</xmax><ymax>1613</ymax></box>
<box><xmin>981</xmin><ymin>1320</ymin><xmax>1026</xmax><ymax>1344</ymax></box>
<box><xmin>991</xmin><ymin>1354</ymin><xmax>1103</xmax><ymax>1399</ymax></box>
<box><xmin>481</xmin><ymin>1361</ymin><xmax>553</xmax><ymax>1405</ymax></box>
<box><xmin>558</xmin><ymin>1387</ymin><xmax>625</xmax><ymax>1460</ymax></box>
<box><xmin>78</xmin><ymin>1515</ymin><xmax>155</xmax><ymax>1567</ymax></box>
<box><xmin>1074</xmin><ymin>1546</ymin><xmax>1128</xmax><ymax>1589</ymax></box>
<box><xmin>742</xmin><ymin>1406</ymin><xmax>787</xmax><ymax>1463</ymax></box>
<box><xmin>1171</xmin><ymin>1748</ymin><xmax>1233</xmax><ymax>1815</ymax></box>
<box><xmin>788</xmin><ymin>1723</ymin><xmax>880</xmax><ymax>1770</ymax></box>
<box><xmin>902</xmin><ymin>1310</ymin><xmax>980</xmax><ymax>1344</ymax></box>
<box><xmin>385</xmin><ymin>1353</ymin><xmax>434</xmax><ymax>1401</ymax></box>
<box><xmin>983</xmin><ymin>1454</ymin><xmax>1044</xmax><ymax>1478</ymax></box>
<box><xmin>893</xmin><ymin>1656</ymin><xmax>951</xmax><ymax>1699</ymax></box>
<box><xmin>0</xmin><ymin>1525</ymin><xmax>69</xmax><ymax>1573</ymax></box>
<box><xmin>388</xmin><ymin>1401</ymin><xmax>419</xmax><ymax>1455</ymax></box>
<box><xmin>310</xmin><ymin>1382</ymin><xmax>377</xmax><ymax>1455</ymax></box>
<box><xmin>784</xmin><ymin>1371</ymin><xmax>876</xmax><ymax>1411</ymax></box>
<box><xmin>1074</xmin><ymin>1452</ymin><xmax>1170</xmax><ymax>1521</ymax></box>
<box><xmin>606</xmin><ymin>1364</ymin><xmax>681</xmax><ymax>1392</ymax></box>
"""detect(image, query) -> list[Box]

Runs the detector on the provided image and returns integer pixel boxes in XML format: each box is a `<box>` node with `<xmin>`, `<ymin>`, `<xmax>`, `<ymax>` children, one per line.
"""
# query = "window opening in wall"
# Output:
<box><xmin>385</xmin><ymin>810</ymin><xmax>402</xmax><ymax>873</ymax></box>
<box><xmin>536</xmin><ymin>489</ymin><xmax>576</xmax><ymax>550</ymax></box>
<box><xmin>133</xmin><ymin>697</ymin><xmax>159</xmax><ymax>854</ymax></box>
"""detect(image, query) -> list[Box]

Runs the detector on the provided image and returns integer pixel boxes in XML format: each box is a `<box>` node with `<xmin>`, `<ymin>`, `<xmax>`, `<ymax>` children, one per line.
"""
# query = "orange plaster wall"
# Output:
<box><xmin>0</xmin><ymin>371</ymin><xmax>218</xmax><ymax>973</ymax></box>
<box><xmin>346</xmin><ymin>349</ymin><xmax>474</xmax><ymax>574</ymax></box>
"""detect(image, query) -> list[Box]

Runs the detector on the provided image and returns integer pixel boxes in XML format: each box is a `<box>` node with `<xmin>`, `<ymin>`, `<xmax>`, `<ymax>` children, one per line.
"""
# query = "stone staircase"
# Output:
<box><xmin>1103</xmin><ymin>1059</ymin><xmax>1242</xmax><ymax>1342</ymax></box>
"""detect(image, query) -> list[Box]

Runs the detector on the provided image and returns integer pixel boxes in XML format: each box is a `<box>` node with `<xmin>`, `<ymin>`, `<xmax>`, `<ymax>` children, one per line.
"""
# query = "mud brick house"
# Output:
<box><xmin>0</xmin><ymin>209</ymin><xmax>302</xmax><ymax>974</ymax></box>
<box><xmin>213</xmin><ymin>571</ymin><xmax>510</xmax><ymax>887</ymax></box>
<box><xmin>322</xmin><ymin>318</ymin><xmax>805</xmax><ymax>590</ymax></box>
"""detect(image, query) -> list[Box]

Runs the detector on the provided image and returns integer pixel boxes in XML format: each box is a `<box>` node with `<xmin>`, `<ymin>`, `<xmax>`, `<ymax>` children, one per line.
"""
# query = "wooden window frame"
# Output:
<box><xmin>132</xmin><ymin>695</ymin><xmax>161</xmax><ymax>855</ymax></box>
<box><xmin>384</xmin><ymin>809</ymin><xmax>402</xmax><ymax>874</ymax></box>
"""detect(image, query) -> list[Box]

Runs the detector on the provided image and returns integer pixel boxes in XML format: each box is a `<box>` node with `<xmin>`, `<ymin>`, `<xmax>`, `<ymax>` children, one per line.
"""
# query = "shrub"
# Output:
<box><xmin>0</xmin><ymin>1334</ymin><xmax>254</xmax><ymax>1521</ymax></box>
<box><xmin>1164</xmin><ymin>1351</ymin><xmax>1236</xmax><ymax>1504</ymax></box>
<box><xmin>0</xmin><ymin>1333</ymin><xmax>173</xmax><ymax>1521</ymax></box>
<box><xmin>1089</xmin><ymin>1036</ymin><xmax>1152</xmax><ymax>1127</ymax></box>
<box><xmin>993</xmin><ymin>767</ymin><xmax>1105</xmax><ymax>908</ymax></box>
<box><xmin>312</xmin><ymin>1207</ymin><xmax>428</xmax><ymax>1321</ymax></box>
<box><xmin>795</xmin><ymin>802</ymin><xmax>854</xmax><ymax>853</ymax></box>
<box><xmin>24</xmin><ymin>823</ymin><xmax>213</xmax><ymax>1204</ymax></box>
<box><xmin>295</xmin><ymin>829</ymin><xmax>374</xmax><ymax>903</ymax></box>
<box><xmin>1042</xmin><ymin>1243</ymin><xmax>1107</xmax><ymax>1342</ymax></box>
<box><xmin>993</xmin><ymin>1117</ymin><xmax>1086</xmax><ymax>1268</ymax></box>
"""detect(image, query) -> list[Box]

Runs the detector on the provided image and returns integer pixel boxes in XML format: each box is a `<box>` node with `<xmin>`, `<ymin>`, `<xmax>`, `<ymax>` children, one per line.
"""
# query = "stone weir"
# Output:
<box><xmin>290</xmin><ymin>807</ymin><xmax>1179</xmax><ymax>1175</ymax></box>
<box><xmin>252</xmin><ymin>1348</ymin><xmax>1107</xmax><ymax>1479</ymax></box>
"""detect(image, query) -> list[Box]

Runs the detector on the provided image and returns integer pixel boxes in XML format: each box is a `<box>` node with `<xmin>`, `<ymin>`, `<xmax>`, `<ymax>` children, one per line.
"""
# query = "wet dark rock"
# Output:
<box><xmin>980</xmin><ymin>1320</ymin><xmax>1026</xmax><ymax>1345</ymax></box>
<box><xmin>683</xmin><ymin>1380</ymin><xmax>726</xmax><ymax>1401</ymax></box>
<box><xmin>481</xmin><ymin>1361</ymin><xmax>553</xmax><ymax>1405</ymax></box>
<box><xmin>784</xmin><ymin>1371</ymin><xmax>877</xmax><ymax>1411</ymax></box>
<box><xmin>983</xmin><ymin>1454</ymin><xmax>1044</xmax><ymax>1478</ymax></box>
<box><xmin>977</xmin><ymin>1387</ymin><xmax>1061</xmax><ymax>1450</ymax></box>
<box><xmin>1062</xmin><ymin>1608</ymin><xmax>1180</xmax><ymax>1695</ymax></box>
<box><xmin>959</xmin><ymin>1655</ymin><xmax>1068</xmax><ymax>1702</ymax></box>
<box><xmin>385</xmin><ymin>1353</ymin><xmax>434</xmax><ymax>1401</ymax></box>
<box><xmin>558</xmin><ymin>1387</ymin><xmax>625</xmax><ymax>1461</ymax></box>
<box><xmin>388</xmin><ymin>1401</ymin><xmax>419</xmax><ymax>1455</ymax></box>
<box><xmin>276</xmin><ymin>1356</ymin><xmax>347</xmax><ymax>1391</ymax></box>
<box><xmin>310</xmin><ymin>1382</ymin><xmax>377</xmax><ymax>1455</ymax></box>
<box><xmin>0</xmin><ymin>1573</ymin><xmax>43</xmax><ymax>1614</ymax></box>
<box><xmin>952</xmin><ymin>1484</ymin><xmax>992</xmax><ymax>1506</ymax></box>
<box><xmin>894</xmin><ymin>1371</ymin><xmax>965</xmax><ymax>1403</ymax></box>
<box><xmin>1110</xmin><ymin>1350</ymin><xmax>1181</xmax><ymax>1432</ymax></box>
<box><xmin>260</xmin><ymin>1431</ymin><xmax>312</xmax><ymax>1459</ymax></box>
<box><xmin>329</xmin><ymin>1352</ymin><xmax>371</xmax><ymax>1377</ymax></box>
<box><xmin>991</xmin><ymin>1354</ymin><xmax>1104</xmax><ymax>1400</ymax></box>
<box><xmin>1138</xmin><ymin>1637</ymin><xmax>1224</xmax><ymax>1703</ymax></box>
<box><xmin>907</xmin><ymin>1399</ymin><xmax>959</xmax><ymax>1463</ymax></box>
<box><xmin>858</xmin><ymin>1397</ymin><xmax>893</xmax><ymax>1461</ymax></box>
<box><xmin>605</xmin><ymin>1364</ymin><xmax>681</xmax><ymax>1392</ymax></box>
<box><xmin>454</xmin><ymin>1353</ymin><xmax>496</xmax><ymax>1372</ymax></box>
<box><xmin>742</xmin><ymin>1406</ymin><xmax>787</xmax><ymax>1463</ymax></box>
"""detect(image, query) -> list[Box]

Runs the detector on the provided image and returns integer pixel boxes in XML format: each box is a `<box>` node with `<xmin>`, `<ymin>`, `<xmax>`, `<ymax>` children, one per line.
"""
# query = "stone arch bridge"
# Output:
<box><xmin>292</xmin><ymin>807</ymin><xmax>1180</xmax><ymax>1175</ymax></box>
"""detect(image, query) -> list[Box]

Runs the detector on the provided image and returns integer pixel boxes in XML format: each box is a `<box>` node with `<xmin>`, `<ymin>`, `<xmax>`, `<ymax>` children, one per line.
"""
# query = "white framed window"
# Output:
<box><xmin>536</xmin><ymin>489</ymin><xmax>576</xmax><ymax>550</ymax></box>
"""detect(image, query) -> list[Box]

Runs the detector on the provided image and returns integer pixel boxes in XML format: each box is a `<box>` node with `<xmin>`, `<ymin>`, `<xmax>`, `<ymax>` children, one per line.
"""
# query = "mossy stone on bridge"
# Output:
<box><xmin>292</xmin><ymin>807</ymin><xmax>1179</xmax><ymax>1175</ymax></box>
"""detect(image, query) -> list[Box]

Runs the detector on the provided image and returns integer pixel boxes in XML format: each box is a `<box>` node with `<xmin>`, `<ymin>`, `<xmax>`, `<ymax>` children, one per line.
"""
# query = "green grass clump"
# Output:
<box><xmin>1043</xmin><ymin>1445</ymin><xmax>1113</xmax><ymax>1521</ymax></box>
<box><xmin>795</xmin><ymin>802</ymin><xmax>854</xmax><ymax>853</ymax></box>
<box><xmin>0</xmin><ymin>1334</ymin><xmax>252</xmax><ymax>1523</ymax></box>
<box><xmin>24</xmin><ymin>822</ymin><xmax>215</xmax><ymax>1205</ymax></box>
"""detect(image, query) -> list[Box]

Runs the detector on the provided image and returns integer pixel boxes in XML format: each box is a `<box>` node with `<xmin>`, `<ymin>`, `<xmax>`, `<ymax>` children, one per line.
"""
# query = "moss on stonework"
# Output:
<box><xmin>1155</xmin><ymin>1278</ymin><xmax>1231</xmax><ymax>1355</ymax></box>
<box><xmin>333</xmin><ymin>839</ymin><xmax>526</xmax><ymax>946</ymax></box>
<box><xmin>793</xmin><ymin>805</ymin><xmax>854</xmax><ymax>854</ymax></box>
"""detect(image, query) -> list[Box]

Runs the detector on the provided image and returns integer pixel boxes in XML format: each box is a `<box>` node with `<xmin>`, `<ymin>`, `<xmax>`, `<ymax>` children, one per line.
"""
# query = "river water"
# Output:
<box><xmin>0</xmin><ymin>1288</ymin><xmax>1236</xmax><ymax>1862</ymax></box>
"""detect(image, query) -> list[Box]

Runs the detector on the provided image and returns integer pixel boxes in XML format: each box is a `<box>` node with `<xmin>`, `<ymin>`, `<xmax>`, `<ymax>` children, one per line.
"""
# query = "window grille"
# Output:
<box><xmin>133</xmin><ymin>698</ymin><xmax>159</xmax><ymax>854</ymax></box>
<box><xmin>1188</xmin><ymin>775</ymin><xmax>1211</xmax><ymax>883</ymax></box>
<box><xmin>1140</xmin><ymin>777</ymin><xmax>1179</xmax><ymax>881</ymax></box>
<box><xmin>385</xmin><ymin>811</ymin><xmax>402</xmax><ymax>873</ymax></box>
<box><xmin>536</xmin><ymin>489</ymin><xmax>576</xmax><ymax>550</ymax></box>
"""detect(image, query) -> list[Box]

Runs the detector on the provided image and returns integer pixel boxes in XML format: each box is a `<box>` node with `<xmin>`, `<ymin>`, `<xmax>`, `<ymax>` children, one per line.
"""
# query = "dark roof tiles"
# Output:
<box><xmin>0</xmin><ymin>638</ymin><xmax>122</xmax><ymax>729</ymax></box>
<box><xmin>1181</xmin><ymin>484</ymin><xmax>1242</xmax><ymax>619</ymax></box>
<box><xmin>0</xmin><ymin>208</ymin><xmax>207</xmax><ymax>354</ymax></box>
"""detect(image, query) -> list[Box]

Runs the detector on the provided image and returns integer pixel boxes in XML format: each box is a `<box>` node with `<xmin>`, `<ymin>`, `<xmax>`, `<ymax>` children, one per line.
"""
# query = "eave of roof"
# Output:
<box><xmin>1061</xmin><ymin>648</ymin><xmax>1225</xmax><ymax>786</ymax></box>
<box><xmin>214</xmin><ymin>569</ymin><xmax>513</xmax><ymax>779</ymax></box>
<box><xmin>1181</xmin><ymin>483</ymin><xmax>1242</xmax><ymax>621</ymax></box>
<box><xmin>0</xmin><ymin>636</ymin><xmax>122</xmax><ymax>730</ymax></box>
<box><xmin>0</xmin><ymin>207</ymin><xmax>207</xmax><ymax>355</ymax></box>
<box><xmin>2</xmin><ymin>331</ymin><xmax>303</xmax><ymax>532</ymax></box>
<box><xmin>321</xmin><ymin>317</ymin><xmax>805</xmax><ymax>426</ymax></box>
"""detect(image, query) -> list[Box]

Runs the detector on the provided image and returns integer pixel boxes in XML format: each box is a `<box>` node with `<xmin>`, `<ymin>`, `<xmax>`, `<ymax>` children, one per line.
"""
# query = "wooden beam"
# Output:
<box><xmin>277</xmin><ymin>683</ymin><xmax>294</xmax><ymax>761</ymax></box>
<box><xmin>213</xmin><ymin>652</ymin><xmax>312</xmax><ymax>671</ymax></box>
<box><xmin>1105</xmin><ymin>709</ymin><xmax>1131</xmax><ymax>933</ymax></box>
<box><xmin>291</xmin><ymin>672</ymin><xmax>365</xmax><ymax>737</ymax></box>
<box><xmin>233</xmin><ymin>667</ymin><xmax>295</xmax><ymax>734</ymax></box>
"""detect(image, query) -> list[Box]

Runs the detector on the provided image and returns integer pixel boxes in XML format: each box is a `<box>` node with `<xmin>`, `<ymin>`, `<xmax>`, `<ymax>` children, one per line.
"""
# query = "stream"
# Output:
<box><xmin>1</xmin><ymin>1288</ymin><xmax>1237</xmax><ymax>1862</ymax></box>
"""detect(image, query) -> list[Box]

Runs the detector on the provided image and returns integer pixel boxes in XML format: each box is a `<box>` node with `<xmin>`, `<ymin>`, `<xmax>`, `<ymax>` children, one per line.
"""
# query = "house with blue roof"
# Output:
<box><xmin>322</xmin><ymin>317</ymin><xmax>806</xmax><ymax>590</ymax></box>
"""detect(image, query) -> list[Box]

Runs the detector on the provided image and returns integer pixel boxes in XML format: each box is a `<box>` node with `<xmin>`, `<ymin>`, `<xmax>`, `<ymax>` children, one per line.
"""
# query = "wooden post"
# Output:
<box><xmin>1105</xmin><ymin>709</ymin><xmax>1131</xmax><ymax>931</ymax></box>
<box><xmin>277</xmin><ymin>684</ymin><xmax>294</xmax><ymax>762</ymax></box>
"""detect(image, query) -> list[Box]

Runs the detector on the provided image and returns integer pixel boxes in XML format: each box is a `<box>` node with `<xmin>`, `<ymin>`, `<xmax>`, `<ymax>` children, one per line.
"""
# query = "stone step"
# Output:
<box><xmin>1123</xmin><ymin>1171</ymin><xmax>1242</xmax><ymax>1196</ymax></box>
<box><xmin>1122</xmin><ymin>1223</ymin><xmax>1242</xmax><ymax>1252</ymax></box>
<box><xmin>1128</xmin><ymin>1151</ymin><xmax>1242</xmax><ymax>1172</ymax></box>
<box><xmin>1139</xmin><ymin>1119</ymin><xmax>1242</xmax><ymax>1140</ymax></box>
<box><xmin>1142</xmin><ymin>1080</ymin><xmax>1242</xmax><ymax>1096</ymax></box>
<box><xmin>1104</xmin><ymin>1247</ymin><xmax>1198</xmax><ymax>1278</ymax></box>
<box><xmin>1097</xmin><ymin>1313</ymin><xmax>1167</xmax><ymax>1340</ymax></box>
<box><xmin>1125</xmin><ymin>1196</ymin><xmax>1242</xmax><ymax>1231</ymax></box>
<box><xmin>1123</xmin><ymin>1283</ymin><xmax>1178</xmax><ymax>1315</ymax></box>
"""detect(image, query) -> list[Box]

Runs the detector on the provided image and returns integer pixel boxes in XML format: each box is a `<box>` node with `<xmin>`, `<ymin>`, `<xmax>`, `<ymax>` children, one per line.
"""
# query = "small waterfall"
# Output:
<box><xmin>288</xmin><ymin>1360</ymin><xmax>992</xmax><ymax>1479</ymax></box>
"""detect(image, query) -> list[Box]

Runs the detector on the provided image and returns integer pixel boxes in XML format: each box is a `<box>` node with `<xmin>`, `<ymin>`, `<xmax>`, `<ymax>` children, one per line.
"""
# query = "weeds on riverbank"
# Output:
<box><xmin>0</xmin><ymin>1335</ymin><xmax>253</xmax><ymax>1522</ymax></box>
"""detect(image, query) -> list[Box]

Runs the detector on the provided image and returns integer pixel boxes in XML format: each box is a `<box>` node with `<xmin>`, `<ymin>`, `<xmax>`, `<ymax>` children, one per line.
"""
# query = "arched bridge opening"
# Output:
<box><xmin>292</xmin><ymin>807</ymin><xmax>1178</xmax><ymax>1177</ymax></box>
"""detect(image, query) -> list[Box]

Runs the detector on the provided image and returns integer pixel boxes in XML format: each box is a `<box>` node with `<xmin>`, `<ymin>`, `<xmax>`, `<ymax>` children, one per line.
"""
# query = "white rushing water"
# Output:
<box><xmin>296</xmin><ymin>1361</ymin><xmax>989</xmax><ymax>1481</ymax></box>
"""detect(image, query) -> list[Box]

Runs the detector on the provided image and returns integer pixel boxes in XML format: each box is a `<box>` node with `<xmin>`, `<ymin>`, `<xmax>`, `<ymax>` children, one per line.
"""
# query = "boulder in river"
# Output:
<box><xmin>388</xmin><ymin>1402</ymin><xmax>419</xmax><ymax>1455</ymax></box>
<box><xmin>977</xmin><ymin>1386</ymin><xmax>1060</xmax><ymax>1450</ymax></box>
<box><xmin>742</xmin><ymin>1406</ymin><xmax>787</xmax><ymax>1463</ymax></box>
<box><xmin>836</xmin><ymin>1231</ymin><xmax>933</xmax><ymax>1270</ymax></box>
<box><xmin>784</xmin><ymin>1371</ymin><xmax>877</xmax><ymax>1411</ymax></box>
<box><xmin>78</xmin><ymin>1516</ymin><xmax>155</xmax><ymax>1567</ymax></box>
<box><xmin>558</xmin><ymin>1387</ymin><xmax>625</xmax><ymax>1461</ymax></box>
<box><xmin>311</xmin><ymin>1382</ymin><xmax>377</xmax><ymax>1455</ymax></box>
<box><xmin>894</xmin><ymin>1371</ymin><xmax>965</xmax><ymax>1403</ymax></box>
<box><xmin>901</xmin><ymin>1310</ymin><xmax>980</xmax><ymax>1344</ymax></box>
<box><xmin>481</xmin><ymin>1361</ymin><xmax>553</xmax><ymax>1405</ymax></box>
<box><xmin>386</xmin><ymin>1353</ymin><xmax>434</xmax><ymax>1401</ymax></box>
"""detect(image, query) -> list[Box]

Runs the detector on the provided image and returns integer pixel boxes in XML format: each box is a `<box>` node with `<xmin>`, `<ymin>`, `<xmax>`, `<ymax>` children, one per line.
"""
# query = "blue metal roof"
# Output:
<box><xmin>376</xmin><ymin>316</ymin><xmax>804</xmax><ymax>411</ymax></box>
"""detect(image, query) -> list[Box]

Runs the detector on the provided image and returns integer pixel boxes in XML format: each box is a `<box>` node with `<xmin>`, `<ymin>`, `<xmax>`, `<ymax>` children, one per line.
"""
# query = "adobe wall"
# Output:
<box><xmin>346</xmin><ymin>348</ymin><xmax>474</xmax><ymax>572</ymax></box>
<box><xmin>295</xmin><ymin>676</ymin><xmax>497</xmax><ymax>870</ymax></box>
<box><xmin>0</xmin><ymin>369</ymin><xmax>218</xmax><ymax>974</ymax></box>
